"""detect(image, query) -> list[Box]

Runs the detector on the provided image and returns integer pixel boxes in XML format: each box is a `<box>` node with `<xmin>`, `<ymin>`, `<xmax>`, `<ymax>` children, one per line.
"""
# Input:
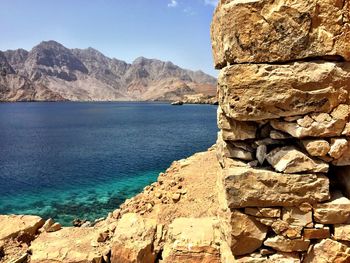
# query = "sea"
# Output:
<box><xmin>0</xmin><ymin>102</ymin><xmax>217</xmax><ymax>225</ymax></box>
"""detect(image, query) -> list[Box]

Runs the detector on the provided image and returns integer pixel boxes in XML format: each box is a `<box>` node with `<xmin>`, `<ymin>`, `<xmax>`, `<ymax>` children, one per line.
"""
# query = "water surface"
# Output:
<box><xmin>0</xmin><ymin>102</ymin><xmax>217</xmax><ymax>225</ymax></box>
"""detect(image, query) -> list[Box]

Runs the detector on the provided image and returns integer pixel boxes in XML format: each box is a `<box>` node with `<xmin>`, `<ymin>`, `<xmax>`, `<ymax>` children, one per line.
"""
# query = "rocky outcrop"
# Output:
<box><xmin>1</xmin><ymin>41</ymin><xmax>216</xmax><ymax>102</ymax></box>
<box><xmin>212</xmin><ymin>0</ymin><xmax>350</xmax><ymax>261</ymax></box>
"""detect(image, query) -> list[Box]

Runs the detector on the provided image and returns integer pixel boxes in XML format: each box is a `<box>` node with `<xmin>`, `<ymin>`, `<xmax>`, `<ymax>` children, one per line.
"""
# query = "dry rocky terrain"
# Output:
<box><xmin>0</xmin><ymin>41</ymin><xmax>216</xmax><ymax>102</ymax></box>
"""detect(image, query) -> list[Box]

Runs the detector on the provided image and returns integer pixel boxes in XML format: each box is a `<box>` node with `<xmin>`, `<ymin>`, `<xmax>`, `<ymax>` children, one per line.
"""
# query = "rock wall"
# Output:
<box><xmin>212</xmin><ymin>0</ymin><xmax>350</xmax><ymax>261</ymax></box>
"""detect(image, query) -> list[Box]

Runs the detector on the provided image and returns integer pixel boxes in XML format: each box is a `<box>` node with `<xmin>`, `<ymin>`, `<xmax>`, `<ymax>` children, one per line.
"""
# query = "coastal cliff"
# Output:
<box><xmin>2</xmin><ymin>0</ymin><xmax>350</xmax><ymax>262</ymax></box>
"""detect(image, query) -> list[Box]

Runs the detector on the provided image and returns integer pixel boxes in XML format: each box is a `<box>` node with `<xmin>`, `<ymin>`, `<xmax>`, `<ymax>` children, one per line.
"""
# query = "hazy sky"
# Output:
<box><xmin>0</xmin><ymin>0</ymin><xmax>218</xmax><ymax>76</ymax></box>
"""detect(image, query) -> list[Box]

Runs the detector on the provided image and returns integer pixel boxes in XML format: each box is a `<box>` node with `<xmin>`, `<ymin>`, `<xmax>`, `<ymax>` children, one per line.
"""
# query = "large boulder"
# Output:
<box><xmin>303</xmin><ymin>239</ymin><xmax>350</xmax><ymax>263</ymax></box>
<box><xmin>110</xmin><ymin>213</ymin><xmax>157</xmax><ymax>263</ymax></box>
<box><xmin>220</xmin><ymin>167</ymin><xmax>330</xmax><ymax>208</ymax></box>
<box><xmin>161</xmin><ymin>217</ymin><xmax>221</xmax><ymax>263</ymax></box>
<box><xmin>30</xmin><ymin>227</ymin><xmax>104</xmax><ymax>263</ymax></box>
<box><xmin>211</xmin><ymin>0</ymin><xmax>350</xmax><ymax>68</ymax></box>
<box><xmin>230</xmin><ymin>210</ymin><xmax>267</xmax><ymax>256</ymax></box>
<box><xmin>0</xmin><ymin>215</ymin><xmax>44</xmax><ymax>241</ymax></box>
<box><xmin>218</xmin><ymin>62</ymin><xmax>349</xmax><ymax>121</ymax></box>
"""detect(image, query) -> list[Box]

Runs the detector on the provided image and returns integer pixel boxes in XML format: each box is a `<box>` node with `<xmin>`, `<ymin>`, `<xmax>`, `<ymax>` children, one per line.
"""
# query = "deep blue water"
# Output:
<box><xmin>0</xmin><ymin>102</ymin><xmax>217</xmax><ymax>225</ymax></box>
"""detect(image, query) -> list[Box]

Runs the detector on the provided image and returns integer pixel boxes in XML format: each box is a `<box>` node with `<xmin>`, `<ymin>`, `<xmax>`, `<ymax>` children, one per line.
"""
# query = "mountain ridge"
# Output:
<box><xmin>0</xmin><ymin>40</ymin><xmax>216</xmax><ymax>102</ymax></box>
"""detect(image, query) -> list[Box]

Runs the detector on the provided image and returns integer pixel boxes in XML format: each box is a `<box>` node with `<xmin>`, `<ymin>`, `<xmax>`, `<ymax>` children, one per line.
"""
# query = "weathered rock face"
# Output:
<box><xmin>218</xmin><ymin>62</ymin><xmax>349</xmax><ymax>121</ymax></box>
<box><xmin>30</xmin><ymin>227</ymin><xmax>105</xmax><ymax>263</ymax></box>
<box><xmin>110</xmin><ymin>213</ymin><xmax>157</xmax><ymax>263</ymax></box>
<box><xmin>221</xmin><ymin>167</ymin><xmax>329</xmax><ymax>208</ymax></box>
<box><xmin>303</xmin><ymin>239</ymin><xmax>350</xmax><ymax>263</ymax></box>
<box><xmin>162</xmin><ymin>217</ymin><xmax>221</xmax><ymax>263</ymax></box>
<box><xmin>212</xmin><ymin>0</ymin><xmax>350</xmax><ymax>260</ymax></box>
<box><xmin>230</xmin><ymin>210</ymin><xmax>267</xmax><ymax>256</ymax></box>
<box><xmin>211</xmin><ymin>0</ymin><xmax>350</xmax><ymax>68</ymax></box>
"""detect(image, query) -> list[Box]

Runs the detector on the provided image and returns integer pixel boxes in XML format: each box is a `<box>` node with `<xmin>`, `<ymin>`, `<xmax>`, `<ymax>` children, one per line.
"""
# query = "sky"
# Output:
<box><xmin>0</xmin><ymin>0</ymin><xmax>219</xmax><ymax>76</ymax></box>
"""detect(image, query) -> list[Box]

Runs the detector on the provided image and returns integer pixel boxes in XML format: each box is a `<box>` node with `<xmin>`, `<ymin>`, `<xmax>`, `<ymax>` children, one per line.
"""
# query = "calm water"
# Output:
<box><xmin>0</xmin><ymin>102</ymin><xmax>217</xmax><ymax>225</ymax></box>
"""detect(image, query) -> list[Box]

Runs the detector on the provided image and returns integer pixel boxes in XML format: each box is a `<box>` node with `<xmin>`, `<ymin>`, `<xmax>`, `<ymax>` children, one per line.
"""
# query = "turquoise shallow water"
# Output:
<box><xmin>0</xmin><ymin>102</ymin><xmax>217</xmax><ymax>225</ymax></box>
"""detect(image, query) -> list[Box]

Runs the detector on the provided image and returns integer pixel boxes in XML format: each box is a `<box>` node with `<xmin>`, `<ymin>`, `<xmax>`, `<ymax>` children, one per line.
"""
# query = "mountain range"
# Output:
<box><xmin>0</xmin><ymin>41</ymin><xmax>217</xmax><ymax>102</ymax></box>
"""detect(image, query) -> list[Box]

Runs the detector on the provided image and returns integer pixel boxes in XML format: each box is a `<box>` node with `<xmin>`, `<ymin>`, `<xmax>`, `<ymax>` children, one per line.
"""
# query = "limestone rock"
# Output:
<box><xmin>220</xmin><ymin>167</ymin><xmax>330</xmax><ymax>208</ymax></box>
<box><xmin>302</xmin><ymin>140</ymin><xmax>330</xmax><ymax>157</ymax></box>
<box><xmin>218</xmin><ymin>62</ymin><xmax>349</xmax><ymax>121</ymax></box>
<box><xmin>271</xmin><ymin>105</ymin><xmax>349</xmax><ymax>138</ymax></box>
<box><xmin>334</xmin><ymin>225</ymin><xmax>350</xmax><ymax>241</ymax></box>
<box><xmin>211</xmin><ymin>0</ymin><xmax>350</xmax><ymax>67</ymax></box>
<box><xmin>313</xmin><ymin>192</ymin><xmax>350</xmax><ymax>224</ymax></box>
<box><xmin>270</xmin><ymin>220</ymin><xmax>303</xmax><ymax>239</ymax></box>
<box><xmin>244</xmin><ymin>208</ymin><xmax>281</xmax><ymax>218</ymax></box>
<box><xmin>303</xmin><ymin>239</ymin><xmax>350</xmax><ymax>263</ymax></box>
<box><xmin>217</xmin><ymin>133</ymin><xmax>254</xmax><ymax>161</ymax></box>
<box><xmin>30</xmin><ymin>227</ymin><xmax>104</xmax><ymax>263</ymax></box>
<box><xmin>218</xmin><ymin>106</ymin><xmax>257</xmax><ymax>140</ymax></box>
<box><xmin>270</xmin><ymin>130</ymin><xmax>291</xmax><ymax>140</ymax></box>
<box><xmin>111</xmin><ymin>213</ymin><xmax>156</xmax><ymax>263</ymax></box>
<box><xmin>263</xmin><ymin>236</ymin><xmax>310</xmax><ymax>252</ymax></box>
<box><xmin>0</xmin><ymin>215</ymin><xmax>44</xmax><ymax>241</ymax></box>
<box><xmin>230</xmin><ymin>210</ymin><xmax>267</xmax><ymax>256</ymax></box>
<box><xmin>266</xmin><ymin>146</ymin><xmax>329</xmax><ymax>174</ymax></box>
<box><xmin>332</xmin><ymin>141</ymin><xmax>350</xmax><ymax>166</ymax></box>
<box><xmin>269</xmin><ymin>252</ymin><xmax>300</xmax><ymax>263</ymax></box>
<box><xmin>256</xmin><ymin>145</ymin><xmax>267</xmax><ymax>165</ymax></box>
<box><xmin>282</xmin><ymin>207</ymin><xmax>313</xmax><ymax>228</ymax></box>
<box><xmin>329</xmin><ymin>138</ymin><xmax>349</xmax><ymax>159</ymax></box>
<box><xmin>162</xmin><ymin>217</ymin><xmax>221</xmax><ymax>263</ymax></box>
<box><xmin>303</xmin><ymin>228</ymin><xmax>330</xmax><ymax>240</ymax></box>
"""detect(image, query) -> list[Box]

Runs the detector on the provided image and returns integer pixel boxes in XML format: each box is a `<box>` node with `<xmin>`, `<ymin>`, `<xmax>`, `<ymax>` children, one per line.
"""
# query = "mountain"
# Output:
<box><xmin>0</xmin><ymin>41</ymin><xmax>216</xmax><ymax>102</ymax></box>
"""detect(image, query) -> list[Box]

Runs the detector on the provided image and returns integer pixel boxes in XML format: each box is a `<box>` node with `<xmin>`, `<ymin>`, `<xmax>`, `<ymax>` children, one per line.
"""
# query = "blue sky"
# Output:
<box><xmin>0</xmin><ymin>0</ymin><xmax>218</xmax><ymax>76</ymax></box>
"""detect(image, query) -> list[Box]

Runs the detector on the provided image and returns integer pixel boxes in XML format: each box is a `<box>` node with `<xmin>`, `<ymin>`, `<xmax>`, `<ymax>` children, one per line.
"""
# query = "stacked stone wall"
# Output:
<box><xmin>212</xmin><ymin>0</ymin><xmax>350</xmax><ymax>261</ymax></box>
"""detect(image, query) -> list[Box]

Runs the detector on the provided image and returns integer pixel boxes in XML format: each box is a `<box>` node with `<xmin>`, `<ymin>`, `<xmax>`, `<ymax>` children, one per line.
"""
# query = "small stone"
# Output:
<box><xmin>270</xmin><ymin>130</ymin><xmax>291</xmax><ymax>140</ymax></box>
<box><xmin>269</xmin><ymin>252</ymin><xmax>300</xmax><ymax>263</ymax></box>
<box><xmin>46</xmin><ymin>223</ymin><xmax>62</xmax><ymax>233</ymax></box>
<box><xmin>155</xmin><ymin>192</ymin><xmax>162</xmax><ymax>199</ymax></box>
<box><xmin>271</xmin><ymin>220</ymin><xmax>303</xmax><ymax>239</ymax></box>
<box><xmin>80</xmin><ymin>221</ymin><xmax>92</xmax><ymax>227</ymax></box>
<box><xmin>171</xmin><ymin>193</ymin><xmax>181</xmax><ymax>202</ymax></box>
<box><xmin>256</xmin><ymin>145</ymin><xmax>267</xmax><ymax>165</ymax></box>
<box><xmin>302</xmin><ymin>139</ymin><xmax>330</xmax><ymax>157</ymax></box>
<box><xmin>303</xmin><ymin>228</ymin><xmax>330</xmax><ymax>240</ymax></box>
<box><xmin>264</xmin><ymin>236</ymin><xmax>310</xmax><ymax>252</ymax></box>
<box><xmin>42</xmin><ymin>218</ymin><xmax>54</xmax><ymax>232</ymax></box>
<box><xmin>112</xmin><ymin>209</ymin><xmax>121</xmax><ymax>219</ymax></box>
<box><xmin>329</xmin><ymin>138</ymin><xmax>349</xmax><ymax>159</ymax></box>
<box><xmin>97</xmin><ymin>231</ymin><xmax>109</xmax><ymax>242</ymax></box>
<box><xmin>334</xmin><ymin>225</ymin><xmax>350</xmax><ymax>241</ymax></box>
<box><xmin>282</xmin><ymin>207</ymin><xmax>313</xmax><ymax>227</ymax></box>
<box><xmin>342</xmin><ymin>123</ymin><xmax>350</xmax><ymax>136</ymax></box>
<box><xmin>260</xmin><ymin>248</ymin><xmax>275</xmax><ymax>256</ymax></box>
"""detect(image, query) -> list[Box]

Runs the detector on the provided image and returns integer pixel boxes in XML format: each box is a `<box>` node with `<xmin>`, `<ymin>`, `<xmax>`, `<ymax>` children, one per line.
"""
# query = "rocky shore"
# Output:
<box><xmin>3</xmin><ymin>0</ymin><xmax>350</xmax><ymax>262</ymax></box>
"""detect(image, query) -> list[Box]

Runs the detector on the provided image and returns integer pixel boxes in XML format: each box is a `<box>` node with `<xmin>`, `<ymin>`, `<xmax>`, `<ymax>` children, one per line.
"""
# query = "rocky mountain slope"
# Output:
<box><xmin>0</xmin><ymin>41</ymin><xmax>216</xmax><ymax>102</ymax></box>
